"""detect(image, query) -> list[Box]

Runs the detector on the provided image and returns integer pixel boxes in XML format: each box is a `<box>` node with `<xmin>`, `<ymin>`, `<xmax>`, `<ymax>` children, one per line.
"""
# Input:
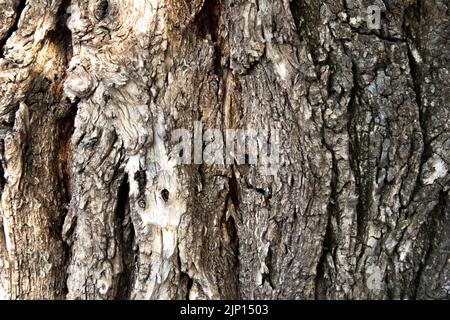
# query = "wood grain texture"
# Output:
<box><xmin>0</xmin><ymin>0</ymin><xmax>448</xmax><ymax>299</ymax></box>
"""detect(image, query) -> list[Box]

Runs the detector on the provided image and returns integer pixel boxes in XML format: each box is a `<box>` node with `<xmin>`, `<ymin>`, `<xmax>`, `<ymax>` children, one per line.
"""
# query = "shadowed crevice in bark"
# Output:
<box><xmin>0</xmin><ymin>0</ymin><xmax>26</xmax><ymax>59</ymax></box>
<box><xmin>55</xmin><ymin>107</ymin><xmax>76</xmax><ymax>299</ymax></box>
<box><xmin>194</xmin><ymin>0</ymin><xmax>220</xmax><ymax>41</ymax></box>
<box><xmin>115</xmin><ymin>173</ymin><xmax>136</xmax><ymax>299</ymax></box>
<box><xmin>194</xmin><ymin>0</ymin><xmax>226</xmax><ymax>78</ymax></box>
<box><xmin>55</xmin><ymin>101</ymin><xmax>76</xmax><ymax>209</ymax></box>
<box><xmin>347</xmin><ymin>62</ymin><xmax>371</xmax><ymax>246</ymax></box>
<box><xmin>221</xmin><ymin>212</ymin><xmax>240</xmax><ymax>298</ymax></box>
<box><xmin>261</xmin><ymin>245</ymin><xmax>274</xmax><ymax>291</ymax></box>
<box><xmin>55</xmin><ymin>0</ymin><xmax>76</xmax><ymax>298</ymax></box>
<box><xmin>181</xmin><ymin>271</ymin><xmax>194</xmax><ymax>300</ymax></box>
<box><xmin>0</xmin><ymin>145</ymin><xmax>6</xmax><ymax>194</ymax></box>
<box><xmin>314</xmin><ymin>214</ymin><xmax>334</xmax><ymax>299</ymax></box>
<box><xmin>315</xmin><ymin>138</ymin><xmax>338</xmax><ymax>299</ymax></box>
<box><xmin>289</xmin><ymin>0</ymin><xmax>321</xmax><ymax>55</ymax></box>
<box><xmin>346</xmin><ymin>62</ymin><xmax>367</xmax><ymax>247</ymax></box>
<box><xmin>215</xmin><ymin>169</ymin><xmax>241</xmax><ymax>299</ymax></box>
<box><xmin>48</xmin><ymin>0</ymin><xmax>74</xmax><ymax>66</ymax></box>
<box><xmin>228</xmin><ymin>168</ymin><xmax>240</xmax><ymax>208</ymax></box>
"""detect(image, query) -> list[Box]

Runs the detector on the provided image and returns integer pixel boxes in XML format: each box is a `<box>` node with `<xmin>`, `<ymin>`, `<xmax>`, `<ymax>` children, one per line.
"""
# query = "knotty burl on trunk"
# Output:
<box><xmin>0</xmin><ymin>0</ymin><xmax>448</xmax><ymax>300</ymax></box>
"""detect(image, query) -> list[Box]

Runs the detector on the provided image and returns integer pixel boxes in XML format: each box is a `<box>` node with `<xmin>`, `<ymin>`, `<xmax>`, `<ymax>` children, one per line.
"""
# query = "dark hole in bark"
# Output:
<box><xmin>194</xmin><ymin>0</ymin><xmax>220</xmax><ymax>41</ymax></box>
<box><xmin>228</xmin><ymin>172</ymin><xmax>240</xmax><ymax>207</ymax></box>
<box><xmin>183</xmin><ymin>272</ymin><xmax>193</xmax><ymax>300</ymax></box>
<box><xmin>94</xmin><ymin>0</ymin><xmax>109</xmax><ymax>21</ymax></box>
<box><xmin>161</xmin><ymin>189</ymin><xmax>170</xmax><ymax>202</ymax></box>
<box><xmin>194</xmin><ymin>0</ymin><xmax>224</xmax><ymax>77</ymax></box>
<box><xmin>138</xmin><ymin>198</ymin><xmax>146</xmax><ymax>209</ymax></box>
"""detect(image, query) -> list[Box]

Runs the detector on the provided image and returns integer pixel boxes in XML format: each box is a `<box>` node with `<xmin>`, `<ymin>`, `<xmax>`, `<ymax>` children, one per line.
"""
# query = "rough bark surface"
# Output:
<box><xmin>0</xmin><ymin>0</ymin><xmax>448</xmax><ymax>300</ymax></box>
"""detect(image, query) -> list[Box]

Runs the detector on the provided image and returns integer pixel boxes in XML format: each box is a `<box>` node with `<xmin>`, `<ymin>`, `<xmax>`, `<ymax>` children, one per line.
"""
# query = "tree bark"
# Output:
<box><xmin>0</xmin><ymin>0</ymin><xmax>448</xmax><ymax>300</ymax></box>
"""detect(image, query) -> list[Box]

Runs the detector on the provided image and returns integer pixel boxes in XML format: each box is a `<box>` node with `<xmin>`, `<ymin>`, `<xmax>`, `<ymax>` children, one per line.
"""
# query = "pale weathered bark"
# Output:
<box><xmin>0</xmin><ymin>0</ymin><xmax>448</xmax><ymax>300</ymax></box>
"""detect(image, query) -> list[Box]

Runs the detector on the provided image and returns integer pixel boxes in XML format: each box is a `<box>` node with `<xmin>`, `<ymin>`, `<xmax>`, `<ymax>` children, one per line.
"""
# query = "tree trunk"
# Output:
<box><xmin>0</xmin><ymin>0</ymin><xmax>448</xmax><ymax>300</ymax></box>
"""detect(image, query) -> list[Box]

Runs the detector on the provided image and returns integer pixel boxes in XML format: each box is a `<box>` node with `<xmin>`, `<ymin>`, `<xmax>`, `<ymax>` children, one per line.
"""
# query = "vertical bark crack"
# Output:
<box><xmin>315</xmin><ymin>138</ymin><xmax>338</xmax><ymax>299</ymax></box>
<box><xmin>347</xmin><ymin>62</ymin><xmax>367</xmax><ymax>247</ymax></box>
<box><xmin>115</xmin><ymin>173</ymin><xmax>135</xmax><ymax>299</ymax></box>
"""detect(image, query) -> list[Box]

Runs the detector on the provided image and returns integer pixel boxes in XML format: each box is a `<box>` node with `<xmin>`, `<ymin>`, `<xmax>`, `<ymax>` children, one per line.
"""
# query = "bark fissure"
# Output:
<box><xmin>315</xmin><ymin>137</ymin><xmax>338</xmax><ymax>299</ymax></box>
<box><xmin>0</xmin><ymin>0</ymin><xmax>26</xmax><ymax>59</ymax></box>
<box><xmin>347</xmin><ymin>62</ymin><xmax>366</xmax><ymax>247</ymax></box>
<box><xmin>115</xmin><ymin>173</ymin><xmax>135</xmax><ymax>299</ymax></box>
